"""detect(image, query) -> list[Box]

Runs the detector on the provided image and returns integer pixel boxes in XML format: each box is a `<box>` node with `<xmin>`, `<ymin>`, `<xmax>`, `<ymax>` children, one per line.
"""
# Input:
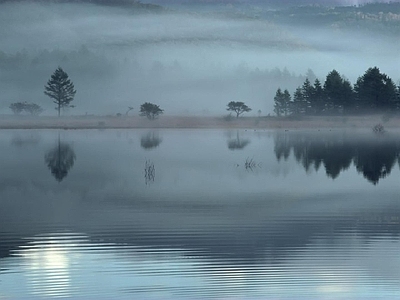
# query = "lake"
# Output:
<box><xmin>0</xmin><ymin>129</ymin><xmax>399</xmax><ymax>299</ymax></box>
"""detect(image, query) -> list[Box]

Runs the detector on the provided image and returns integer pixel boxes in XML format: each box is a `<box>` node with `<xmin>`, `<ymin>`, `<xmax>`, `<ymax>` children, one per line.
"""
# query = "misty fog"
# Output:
<box><xmin>2</xmin><ymin>2</ymin><xmax>400</xmax><ymax>298</ymax></box>
<box><xmin>0</xmin><ymin>1</ymin><xmax>399</xmax><ymax>116</ymax></box>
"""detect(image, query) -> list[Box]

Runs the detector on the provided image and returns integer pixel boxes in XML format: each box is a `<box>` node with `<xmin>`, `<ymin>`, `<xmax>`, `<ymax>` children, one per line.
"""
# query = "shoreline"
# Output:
<box><xmin>0</xmin><ymin>115</ymin><xmax>398</xmax><ymax>130</ymax></box>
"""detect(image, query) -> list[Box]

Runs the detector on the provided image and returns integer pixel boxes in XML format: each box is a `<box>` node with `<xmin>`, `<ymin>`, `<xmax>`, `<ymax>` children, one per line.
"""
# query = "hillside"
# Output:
<box><xmin>0</xmin><ymin>0</ymin><xmax>163</xmax><ymax>10</ymax></box>
<box><xmin>266</xmin><ymin>3</ymin><xmax>400</xmax><ymax>35</ymax></box>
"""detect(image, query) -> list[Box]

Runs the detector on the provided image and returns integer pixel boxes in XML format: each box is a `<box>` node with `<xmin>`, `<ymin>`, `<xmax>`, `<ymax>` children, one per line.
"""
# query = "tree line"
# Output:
<box><xmin>274</xmin><ymin>67</ymin><xmax>400</xmax><ymax>116</ymax></box>
<box><xmin>7</xmin><ymin>64</ymin><xmax>399</xmax><ymax>119</ymax></box>
<box><xmin>9</xmin><ymin>102</ymin><xmax>44</xmax><ymax>115</ymax></box>
<box><xmin>2</xmin><ymin>46</ymin><xmax>308</xmax><ymax>117</ymax></box>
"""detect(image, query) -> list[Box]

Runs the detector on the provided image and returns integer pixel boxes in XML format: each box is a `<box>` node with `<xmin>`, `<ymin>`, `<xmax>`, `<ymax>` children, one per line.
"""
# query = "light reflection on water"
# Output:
<box><xmin>0</xmin><ymin>129</ymin><xmax>399</xmax><ymax>299</ymax></box>
<box><xmin>2</xmin><ymin>232</ymin><xmax>399</xmax><ymax>299</ymax></box>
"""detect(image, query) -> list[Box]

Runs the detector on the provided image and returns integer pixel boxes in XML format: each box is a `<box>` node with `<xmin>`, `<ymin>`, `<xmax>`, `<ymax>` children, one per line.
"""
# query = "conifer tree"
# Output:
<box><xmin>274</xmin><ymin>88</ymin><xmax>285</xmax><ymax>117</ymax></box>
<box><xmin>291</xmin><ymin>87</ymin><xmax>306</xmax><ymax>115</ymax></box>
<box><xmin>301</xmin><ymin>78</ymin><xmax>313</xmax><ymax>114</ymax></box>
<box><xmin>311</xmin><ymin>79</ymin><xmax>325</xmax><ymax>114</ymax></box>
<box><xmin>355</xmin><ymin>67</ymin><xmax>397</xmax><ymax>111</ymax></box>
<box><xmin>44</xmin><ymin>67</ymin><xmax>76</xmax><ymax>117</ymax></box>
<box><xmin>282</xmin><ymin>89</ymin><xmax>291</xmax><ymax>116</ymax></box>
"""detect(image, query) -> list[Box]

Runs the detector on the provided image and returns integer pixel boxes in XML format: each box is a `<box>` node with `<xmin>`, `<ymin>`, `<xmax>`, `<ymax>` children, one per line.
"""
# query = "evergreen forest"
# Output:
<box><xmin>274</xmin><ymin>67</ymin><xmax>400</xmax><ymax>116</ymax></box>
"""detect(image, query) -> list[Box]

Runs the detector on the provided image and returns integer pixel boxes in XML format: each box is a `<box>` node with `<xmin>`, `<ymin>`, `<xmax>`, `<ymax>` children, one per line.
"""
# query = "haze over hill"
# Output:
<box><xmin>0</xmin><ymin>0</ymin><xmax>399</xmax><ymax>116</ymax></box>
<box><xmin>143</xmin><ymin>0</ymin><xmax>400</xmax><ymax>7</ymax></box>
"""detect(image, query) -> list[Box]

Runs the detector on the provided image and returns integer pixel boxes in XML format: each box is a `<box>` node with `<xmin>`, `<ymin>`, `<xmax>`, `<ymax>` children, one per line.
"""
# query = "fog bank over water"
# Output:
<box><xmin>0</xmin><ymin>1</ymin><xmax>399</xmax><ymax>116</ymax></box>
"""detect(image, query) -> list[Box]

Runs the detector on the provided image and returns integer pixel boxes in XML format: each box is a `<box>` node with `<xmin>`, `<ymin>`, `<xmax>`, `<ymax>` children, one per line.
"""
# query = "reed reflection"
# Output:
<box><xmin>274</xmin><ymin>131</ymin><xmax>400</xmax><ymax>184</ymax></box>
<box><xmin>144</xmin><ymin>160</ymin><xmax>155</xmax><ymax>185</ymax></box>
<box><xmin>45</xmin><ymin>135</ymin><xmax>76</xmax><ymax>182</ymax></box>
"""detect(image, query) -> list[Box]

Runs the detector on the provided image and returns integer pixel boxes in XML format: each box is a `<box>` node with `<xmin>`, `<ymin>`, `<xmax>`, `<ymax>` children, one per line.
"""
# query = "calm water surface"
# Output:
<box><xmin>0</xmin><ymin>129</ymin><xmax>399</xmax><ymax>299</ymax></box>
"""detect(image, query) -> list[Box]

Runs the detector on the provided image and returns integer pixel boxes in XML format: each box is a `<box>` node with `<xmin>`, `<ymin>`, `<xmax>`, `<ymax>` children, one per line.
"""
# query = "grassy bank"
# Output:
<box><xmin>0</xmin><ymin>115</ymin><xmax>398</xmax><ymax>130</ymax></box>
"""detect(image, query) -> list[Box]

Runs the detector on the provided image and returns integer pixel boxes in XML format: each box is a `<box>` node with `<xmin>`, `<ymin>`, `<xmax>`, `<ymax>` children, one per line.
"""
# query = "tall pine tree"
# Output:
<box><xmin>301</xmin><ymin>78</ymin><xmax>314</xmax><ymax>114</ymax></box>
<box><xmin>291</xmin><ymin>87</ymin><xmax>306</xmax><ymax>115</ymax></box>
<box><xmin>310</xmin><ymin>79</ymin><xmax>325</xmax><ymax>115</ymax></box>
<box><xmin>274</xmin><ymin>88</ymin><xmax>285</xmax><ymax>117</ymax></box>
<box><xmin>44</xmin><ymin>67</ymin><xmax>76</xmax><ymax>117</ymax></box>
<box><xmin>282</xmin><ymin>89</ymin><xmax>291</xmax><ymax>116</ymax></box>
<box><xmin>274</xmin><ymin>88</ymin><xmax>291</xmax><ymax>116</ymax></box>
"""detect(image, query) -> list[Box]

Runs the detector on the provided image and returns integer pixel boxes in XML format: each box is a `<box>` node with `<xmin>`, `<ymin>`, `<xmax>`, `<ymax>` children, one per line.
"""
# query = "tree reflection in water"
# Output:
<box><xmin>227</xmin><ymin>131</ymin><xmax>250</xmax><ymax>150</ymax></box>
<box><xmin>140</xmin><ymin>132</ymin><xmax>162</xmax><ymax>150</ymax></box>
<box><xmin>274</xmin><ymin>131</ymin><xmax>400</xmax><ymax>184</ymax></box>
<box><xmin>45</xmin><ymin>135</ymin><xmax>76</xmax><ymax>182</ymax></box>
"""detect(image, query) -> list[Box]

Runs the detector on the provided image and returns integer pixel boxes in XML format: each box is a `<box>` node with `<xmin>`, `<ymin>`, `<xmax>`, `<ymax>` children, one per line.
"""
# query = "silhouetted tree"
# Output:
<box><xmin>9</xmin><ymin>102</ymin><xmax>44</xmax><ymax>115</ymax></box>
<box><xmin>301</xmin><ymin>78</ymin><xmax>313</xmax><ymax>114</ymax></box>
<box><xmin>290</xmin><ymin>87</ymin><xmax>306</xmax><ymax>115</ymax></box>
<box><xmin>282</xmin><ymin>90</ymin><xmax>291</xmax><ymax>116</ymax></box>
<box><xmin>24</xmin><ymin>103</ymin><xmax>44</xmax><ymax>115</ymax></box>
<box><xmin>226</xmin><ymin>101</ymin><xmax>252</xmax><ymax>118</ymax></box>
<box><xmin>9</xmin><ymin>102</ymin><xmax>26</xmax><ymax>115</ymax></box>
<box><xmin>45</xmin><ymin>136</ymin><xmax>76</xmax><ymax>182</ymax></box>
<box><xmin>397</xmin><ymin>85</ymin><xmax>400</xmax><ymax>107</ymax></box>
<box><xmin>139</xmin><ymin>102</ymin><xmax>163</xmax><ymax>120</ymax></box>
<box><xmin>340</xmin><ymin>78</ymin><xmax>355</xmax><ymax>113</ymax></box>
<box><xmin>278</xmin><ymin>67</ymin><xmax>400</xmax><ymax>115</ymax></box>
<box><xmin>354</xmin><ymin>67</ymin><xmax>397</xmax><ymax>111</ymax></box>
<box><xmin>44</xmin><ymin>67</ymin><xmax>76</xmax><ymax>117</ymax></box>
<box><xmin>310</xmin><ymin>79</ymin><xmax>325</xmax><ymax>114</ymax></box>
<box><xmin>274</xmin><ymin>88</ymin><xmax>284</xmax><ymax>117</ymax></box>
<box><xmin>274</xmin><ymin>88</ymin><xmax>291</xmax><ymax>116</ymax></box>
<box><xmin>323</xmin><ymin>70</ymin><xmax>355</xmax><ymax>114</ymax></box>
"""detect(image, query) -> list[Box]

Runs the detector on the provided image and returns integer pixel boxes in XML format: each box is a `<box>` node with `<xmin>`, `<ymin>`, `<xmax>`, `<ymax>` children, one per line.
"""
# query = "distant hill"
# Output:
<box><xmin>143</xmin><ymin>0</ymin><xmax>400</xmax><ymax>36</ymax></box>
<box><xmin>142</xmin><ymin>0</ymin><xmax>400</xmax><ymax>7</ymax></box>
<box><xmin>265</xmin><ymin>3</ymin><xmax>400</xmax><ymax>36</ymax></box>
<box><xmin>0</xmin><ymin>0</ymin><xmax>163</xmax><ymax>10</ymax></box>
